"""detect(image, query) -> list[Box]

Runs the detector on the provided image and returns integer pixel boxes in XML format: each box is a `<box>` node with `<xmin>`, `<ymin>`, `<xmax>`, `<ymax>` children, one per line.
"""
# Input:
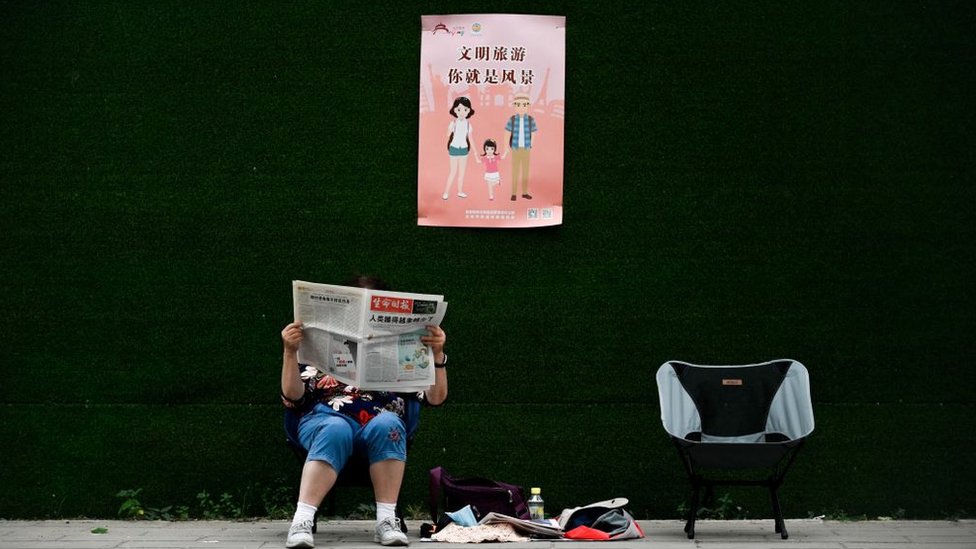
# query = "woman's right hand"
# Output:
<box><xmin>281</xmin><ymin>321</ymin><xmax>304</xmax><ymax>353</ymax></box>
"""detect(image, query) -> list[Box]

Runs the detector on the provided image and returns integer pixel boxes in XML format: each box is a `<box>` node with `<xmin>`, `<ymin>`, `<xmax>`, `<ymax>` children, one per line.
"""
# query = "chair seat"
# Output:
<box><xmin>675</xmin><ymin>437</ymin><xmax>803</xmax><ymax>469</ymax></box>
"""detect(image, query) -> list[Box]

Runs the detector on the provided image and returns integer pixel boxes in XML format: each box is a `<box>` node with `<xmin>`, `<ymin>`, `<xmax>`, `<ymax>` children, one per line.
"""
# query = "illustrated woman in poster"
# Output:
<box><xmin>481</xmin><ymin>139</ymin><xmax>501</xmax><ymax>200</ymax></box>
<box><xmin>442</xmin><ymin>96</ymin><xmax>478</xmax><ymax>200</ymax></box>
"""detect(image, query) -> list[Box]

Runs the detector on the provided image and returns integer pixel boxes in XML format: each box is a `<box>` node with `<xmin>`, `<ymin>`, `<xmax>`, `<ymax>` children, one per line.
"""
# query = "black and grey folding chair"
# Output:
<box><xmin>656</xmin><ymin>359</ymin><xmax>814</xmax><ymax>539</ymax></box>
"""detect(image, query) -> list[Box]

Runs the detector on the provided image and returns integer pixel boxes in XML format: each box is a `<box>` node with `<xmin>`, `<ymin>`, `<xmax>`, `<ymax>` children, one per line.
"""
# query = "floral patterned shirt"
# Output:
<box><xmin>281</xmin><ymin>364</ymin><xmax>423</xmax><ymax>427</ymax></box>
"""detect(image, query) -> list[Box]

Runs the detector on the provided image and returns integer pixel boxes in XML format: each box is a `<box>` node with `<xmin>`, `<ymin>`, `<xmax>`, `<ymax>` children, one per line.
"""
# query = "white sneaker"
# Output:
<box><xmin>374</xmin><ymin>517</ymin><xmax>409</xmax><ymax>546</ymax></box>
<box><xmin>457</xmin><ymin>192</ymin><xmax>468</xmax><ymax>198</ymax></box>
<box><xmin>286</xmin><ymin>519</ymin><xmax>314</xmax><ymax>549</ymax></box>
<box><xmin>441</xmin><ymin>193</ymin><xmax>448</xmax><ymax>200</ymax></box>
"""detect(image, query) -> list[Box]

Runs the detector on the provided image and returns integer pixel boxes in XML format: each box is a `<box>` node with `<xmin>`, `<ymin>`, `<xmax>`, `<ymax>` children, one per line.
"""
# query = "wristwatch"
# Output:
<box><xmin>434</xmin><ymin>353</ymin><xmax>448</xmax><ymax>368</ymax></box>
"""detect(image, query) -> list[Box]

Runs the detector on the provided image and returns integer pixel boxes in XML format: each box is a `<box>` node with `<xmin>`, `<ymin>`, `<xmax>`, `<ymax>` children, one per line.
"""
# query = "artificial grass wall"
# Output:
<box><xmin>1</xmin><ymin>1</ymin><xmax>973</xmax><ymax>519</ymax></box>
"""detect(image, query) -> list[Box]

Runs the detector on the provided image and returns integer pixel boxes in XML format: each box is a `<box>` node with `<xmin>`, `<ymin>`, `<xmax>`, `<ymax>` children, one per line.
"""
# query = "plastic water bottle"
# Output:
<box><xmin>528</xmin><ymin>487</ymin><xmax>545</xmax><ymax>520</ymax></box>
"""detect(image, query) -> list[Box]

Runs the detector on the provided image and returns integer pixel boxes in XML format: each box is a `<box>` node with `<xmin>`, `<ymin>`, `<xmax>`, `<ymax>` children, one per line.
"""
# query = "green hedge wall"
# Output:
<box><xmin>1</xmin><ymin>1</ymin><xmax>973</xmax><ymax>519</ymax></box>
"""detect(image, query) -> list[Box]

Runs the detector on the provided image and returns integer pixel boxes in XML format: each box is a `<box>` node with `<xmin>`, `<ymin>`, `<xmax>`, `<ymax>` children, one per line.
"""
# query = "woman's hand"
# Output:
<box><xmin>422</xmin><ymin>325</ymin><xmax>446</xmax><ymax>364</ymax></box>
<box><xmin>423</xmin><ymin>325</ymin><xmax>449</xmax><ymax>405</ymax></box>
<box><xmin>281</xmin><ymin>321</ymin><xmax>304</xmax><ymax>353</ymax></box>
<box><xmin>280</xmin><ymin>321</ymin><xmax>306</xmax><ymax>402</ymax></box>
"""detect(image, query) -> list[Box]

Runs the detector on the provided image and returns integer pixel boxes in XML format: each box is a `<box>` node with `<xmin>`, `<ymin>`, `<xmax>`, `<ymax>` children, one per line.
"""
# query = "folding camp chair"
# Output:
<box><xmin>655</xmin><ymin>359</ymin><xmax>814</xmax><ymax>539</ymax></box>
<box><xmin>284</xmin><ymin>400</ymin><xmax>421</xmax><ymax>534</ymax></box>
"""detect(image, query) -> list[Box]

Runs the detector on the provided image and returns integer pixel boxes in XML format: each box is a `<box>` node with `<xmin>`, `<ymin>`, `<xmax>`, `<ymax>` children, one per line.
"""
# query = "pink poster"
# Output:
<box><xmin>418</xmin><ymin>14</ymin><xmax>566</xmax><ymax>228</ymax></box>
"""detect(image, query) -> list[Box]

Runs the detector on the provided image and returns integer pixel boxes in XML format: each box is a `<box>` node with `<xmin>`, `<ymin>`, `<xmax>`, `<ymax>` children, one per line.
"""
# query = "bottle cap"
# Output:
<box><xmin>531</xmin><ymin>487</ymin><xmax>541</xmax><ymax>494</ymax></box>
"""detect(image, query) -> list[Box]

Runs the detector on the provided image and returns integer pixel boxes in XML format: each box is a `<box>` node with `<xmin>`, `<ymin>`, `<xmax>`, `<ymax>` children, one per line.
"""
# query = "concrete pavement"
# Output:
<box><xmin>0</xmin><ymin>519</ymin><xmax>974</xmax><ymax>549</ymax></box>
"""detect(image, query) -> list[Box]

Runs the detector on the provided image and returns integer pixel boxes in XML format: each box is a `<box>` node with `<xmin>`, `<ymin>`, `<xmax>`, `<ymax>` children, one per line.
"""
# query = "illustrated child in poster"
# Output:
<box><xmin>418</xmin><ymin>14</ymin><xmax>566</xmax><ymax>228</ymax></box>
<box><xmin>481</xmin><ymin>139</ymin><xmax>500</xmax><ymax>200</ymax></box>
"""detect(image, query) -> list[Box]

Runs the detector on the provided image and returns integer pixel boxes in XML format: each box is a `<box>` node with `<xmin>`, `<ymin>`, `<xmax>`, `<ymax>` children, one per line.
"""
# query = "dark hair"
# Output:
<box><xmin>482</xmin><ymin>139</ymin><xmax>497</xmax><ymax>155</ymax></box>
<box><xmin>345</xmin><ymin>274</ymin><xmax>390</xmax><ymax>290</ymax></box>
<box><xmin>448</xmin><ymin>96</ymin><xmax>475</xmax><ymax>119</ymax></box>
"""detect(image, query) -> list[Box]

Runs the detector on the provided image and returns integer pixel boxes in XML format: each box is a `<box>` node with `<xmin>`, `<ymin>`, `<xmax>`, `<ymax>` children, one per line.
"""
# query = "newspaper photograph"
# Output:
<box><xmin>292</xmin><ymin>280</ymin><xmax>448</xmax><ymax>391</ymax></box>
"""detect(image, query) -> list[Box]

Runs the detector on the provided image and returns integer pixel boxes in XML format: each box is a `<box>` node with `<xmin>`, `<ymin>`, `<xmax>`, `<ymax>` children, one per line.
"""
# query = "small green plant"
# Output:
<box><xmin>196</xmin><ymin>490</ymin><xmax>245</xmax><ymax>519</ymax></box>
<box><xmin>700</xmin><ymin>493</ymin><xmax>750</xmax><ymax>520</ymax></box>
<box><xmin>940</xmin><ymin>508</ymin><xmax>966</xmax><ymax>522</ymax></box>
<box><xmin>116</xmin><ymin>489</ymin><xmax>189</xmax><ymax>520</ymax></box>
<box><xmin>343</xmin><ymin>503</ymin><xmax>377</xmax><ymax>520</ymax></box>
<box><xmin>155</xmin><ymin>504</ymin><xmax>190</xmax><ymax>521</ymax></box>
<box><xmin>260</xmin><ymin>484</ymin><xmax>295</xmax><ymax>520</ymax></box>
<box><xmin>676</xmin><ymin>493</ymin><xmax>749</xmax><ymax>520</ymax></box>
<box><xmin>115</xmin><ymin>484</ymin><xmax>298</xmax><ymax>521</ymax></box>
<box><xmin>809</xmin><ymin>508</ymin><xmax>867</xmax><ymax>521</ymax></box>
<box><xmin>403</xmin><ymin>503</ymin><xmax>429</xmax><ymax>521</ymax></box>
<box><xmin>878</xmin><ymin>508</ymin><xmax>906</xmax><ymax>521</ymax></box>
<box><xmin>117</xmin><ymin>489</ymin><xmax>146</xmax><ymax>519</ymax></box>
<box><xmin>676</xmin><ymin>501</ymin><xmax>689</xmax><ymax>518</ymax></box>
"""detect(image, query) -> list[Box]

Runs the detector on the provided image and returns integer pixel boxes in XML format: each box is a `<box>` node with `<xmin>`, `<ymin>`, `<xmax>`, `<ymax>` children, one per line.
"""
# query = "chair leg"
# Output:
<box><xmin>769</xmin><ymin>485</ymin><xmax>788</xmax><ymax>539</ymax></box>
<box><xmin>685</xmin><ymin>481</ymin><xmax>700</xmax><ymax>539</ymax></box>
<box><xmin>324</xmin><ymin>489</ymin><xmax>338</xmax><ymax>517</ymax></box>
<box><xmin>396</xmin><ymin>503</ymin><xmax>408</xmax><ymax>534</ymax></box>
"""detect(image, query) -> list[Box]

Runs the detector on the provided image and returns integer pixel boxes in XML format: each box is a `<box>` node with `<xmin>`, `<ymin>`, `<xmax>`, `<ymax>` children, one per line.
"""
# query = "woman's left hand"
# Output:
<box><xmin>422</xmin><ymin>325</ymin><xmax>447</xmax><ymax>363</ymax></box>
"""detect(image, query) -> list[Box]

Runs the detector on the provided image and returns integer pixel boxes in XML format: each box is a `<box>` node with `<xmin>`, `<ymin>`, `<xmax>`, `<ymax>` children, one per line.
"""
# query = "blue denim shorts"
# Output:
<box><xmin>297</xmin><ymin>403</ymin><xmax>407</xmax><ymax>471</ymax></box>
<box><xmin>448</xmin><ymin>146</ymin><xmax>469</xmax><ymax>157</ymax></box>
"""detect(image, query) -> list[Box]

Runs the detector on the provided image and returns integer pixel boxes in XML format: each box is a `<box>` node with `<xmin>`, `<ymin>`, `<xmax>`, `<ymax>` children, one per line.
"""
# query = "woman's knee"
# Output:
<box><xmin>361</xmin><ymin>412</ymin><xmax>407</xmax><ymax>461</ymax></box>
<box><xmin>319</xmin><ymin>417</ymin><xmax>355</xmax><ymax>440</ymax></box>
<box><xmin>300</xmin><ymin>413</ymin><xmax>355</xmax><ymax>456</ymax></box>
<box><xmin>369</xmin><ymin>411</ymin><xmax>405</xmax><ymax>433</ymax></box>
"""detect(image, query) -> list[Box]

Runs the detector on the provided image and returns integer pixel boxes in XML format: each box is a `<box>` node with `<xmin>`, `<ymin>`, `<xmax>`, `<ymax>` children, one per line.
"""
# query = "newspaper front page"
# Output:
<box><xmin>292</xmin><ymin>280</ymin><xmax>448</xmax><ymax>391</ymax></box>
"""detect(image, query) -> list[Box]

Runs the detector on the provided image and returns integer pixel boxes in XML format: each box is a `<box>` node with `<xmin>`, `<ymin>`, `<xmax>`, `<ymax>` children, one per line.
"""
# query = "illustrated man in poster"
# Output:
<box><xmin>503</xmin><ymin>91</ymin><xmax>538</xmax><ymax>201</ymax></box>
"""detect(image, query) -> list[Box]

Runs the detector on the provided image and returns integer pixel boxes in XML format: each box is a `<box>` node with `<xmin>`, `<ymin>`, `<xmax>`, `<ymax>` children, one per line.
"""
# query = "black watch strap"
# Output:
<box><xmin>434</xmin><ymin>353</ymin><xmax>448</xmax><ymax>368</ymax></box>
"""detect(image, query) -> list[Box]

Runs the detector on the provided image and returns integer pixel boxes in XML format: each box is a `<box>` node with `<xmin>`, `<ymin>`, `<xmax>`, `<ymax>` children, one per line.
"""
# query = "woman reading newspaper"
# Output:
<box><xmin>280</xmin><ymin>276</ymin><xmax>448</xmax><ymax>549</ymax></box>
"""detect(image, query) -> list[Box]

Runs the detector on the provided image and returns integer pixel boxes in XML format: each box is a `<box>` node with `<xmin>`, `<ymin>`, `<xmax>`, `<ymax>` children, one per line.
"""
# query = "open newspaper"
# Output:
<box><xmin>478</xmin><ymin>512</ymin><xmax>563</xmax><ymax>538</ymax></box>
<box><xmin>292</xmin><ymin>280</ymin><xmax>448</xmax><ymax>391</ymax></box>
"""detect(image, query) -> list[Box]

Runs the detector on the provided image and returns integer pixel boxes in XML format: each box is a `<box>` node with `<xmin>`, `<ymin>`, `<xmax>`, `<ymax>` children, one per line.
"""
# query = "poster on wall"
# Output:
<box><xmin>418</xmin><ymin>14</ymin><xmax>566</xmax><ymax>228</ymax></box>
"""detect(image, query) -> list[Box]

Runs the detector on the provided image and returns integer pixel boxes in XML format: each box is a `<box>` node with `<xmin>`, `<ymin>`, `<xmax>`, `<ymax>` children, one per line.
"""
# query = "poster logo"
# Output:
<box><xmin>431</xmin><ymin>22</ymin><xmax>466</xmax><ymax>36</ymax></box>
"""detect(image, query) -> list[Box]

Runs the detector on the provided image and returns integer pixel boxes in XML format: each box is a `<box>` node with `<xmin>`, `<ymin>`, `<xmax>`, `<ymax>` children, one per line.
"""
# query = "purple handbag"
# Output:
<box><xmin>428</xmin><ymin>466</ymin><xmax>530</xmax><ymax>521</ymax></box>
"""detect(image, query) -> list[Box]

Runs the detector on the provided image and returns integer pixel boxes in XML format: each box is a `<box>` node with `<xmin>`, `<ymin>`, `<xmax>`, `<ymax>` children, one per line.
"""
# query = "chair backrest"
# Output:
<box><xmin>656</xmin><ymin>359</ymin><xmax>814</xmax><ymax>443</ymax></box>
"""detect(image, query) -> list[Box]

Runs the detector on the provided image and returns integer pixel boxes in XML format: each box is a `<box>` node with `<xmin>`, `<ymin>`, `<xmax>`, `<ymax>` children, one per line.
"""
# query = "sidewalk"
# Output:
<box><xmin>1</xmin><ymin>519</ymin><xmax>974</xmax><ymax>549</ymax></box>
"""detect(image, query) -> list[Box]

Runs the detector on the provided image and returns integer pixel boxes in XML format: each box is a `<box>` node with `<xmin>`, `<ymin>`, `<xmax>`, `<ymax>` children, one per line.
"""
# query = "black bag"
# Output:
<box><xmin>428</xmin><ymin>466</ymin><xmax>530</xmax><ymax>521</ymax></box>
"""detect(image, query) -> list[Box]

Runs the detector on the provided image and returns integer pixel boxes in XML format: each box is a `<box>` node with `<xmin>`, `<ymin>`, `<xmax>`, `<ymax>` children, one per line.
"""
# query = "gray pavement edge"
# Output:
<box><xmin>0</xmin><ymin>519</ymin><xmax>974</xmax><ymax>549</ymax></box>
